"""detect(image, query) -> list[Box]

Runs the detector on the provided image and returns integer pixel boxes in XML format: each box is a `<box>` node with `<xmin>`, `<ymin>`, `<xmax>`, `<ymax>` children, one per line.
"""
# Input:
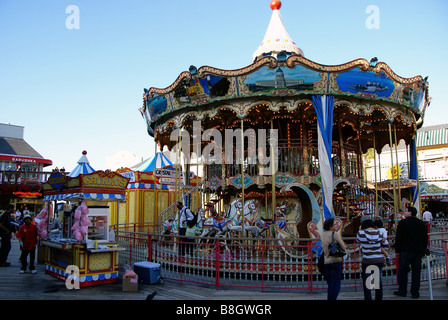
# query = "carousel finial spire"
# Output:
<box><xmin>253</xmin><ymin>0</ymin><xmax>304</xmax><ymax>62</ymax></box>
<box><xmin>270</xmin><ymin>0</ymin><xmax>282</xmax><ymax>10</ymax></box>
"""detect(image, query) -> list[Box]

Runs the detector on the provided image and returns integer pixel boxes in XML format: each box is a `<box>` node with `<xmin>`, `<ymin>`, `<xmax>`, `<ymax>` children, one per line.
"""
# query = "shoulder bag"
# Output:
<box><xmin>328</xmin><ymin>231</ymin><xmax>346</xmax><ymax>257</ymax></box>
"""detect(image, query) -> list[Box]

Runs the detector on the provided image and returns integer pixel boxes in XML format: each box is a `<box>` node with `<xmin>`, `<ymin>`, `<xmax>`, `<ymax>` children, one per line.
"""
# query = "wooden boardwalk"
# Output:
<box><xmin>1</xmin><ymin>239</ymin><xmax>447</xmax><ymax>301</ymax></box>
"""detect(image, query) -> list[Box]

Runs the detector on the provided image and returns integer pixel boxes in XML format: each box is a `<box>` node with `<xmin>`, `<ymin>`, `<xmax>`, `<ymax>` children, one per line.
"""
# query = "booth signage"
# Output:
<box><xmin>82</xmin><ymin>174</ymin><xmax>128</xmax><ymax>189</ymax></box>
<box><xmin>48</xmin><ymin>172</ymin><xmax>66</xmax><ymax>189</ymax></box>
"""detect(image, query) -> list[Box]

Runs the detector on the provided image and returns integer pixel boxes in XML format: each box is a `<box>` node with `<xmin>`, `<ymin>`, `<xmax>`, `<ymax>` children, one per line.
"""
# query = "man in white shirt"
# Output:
<box><xmin>422</xmin><ymin>207</ymin><xmax>433</xmax><ymax>223</ymax></box>
<box><xmin>176</xmin><ymin>202</ymin><xmax>194</xmax><ymax>256</ymax></box>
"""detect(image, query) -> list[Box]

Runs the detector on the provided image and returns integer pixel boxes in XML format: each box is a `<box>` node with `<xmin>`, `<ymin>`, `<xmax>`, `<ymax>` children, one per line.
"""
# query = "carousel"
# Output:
<box><xmin>139</xmin><ymin>0</ymin><xmax>430</xmax><ymax>258</ymax></box>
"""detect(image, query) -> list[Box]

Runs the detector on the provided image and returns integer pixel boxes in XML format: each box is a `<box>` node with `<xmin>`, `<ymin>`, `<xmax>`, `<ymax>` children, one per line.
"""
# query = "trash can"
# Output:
<box><xmin>133</xmin><ymin>262</ymin><xmax>163</xmax><ymax>284</ymax></box>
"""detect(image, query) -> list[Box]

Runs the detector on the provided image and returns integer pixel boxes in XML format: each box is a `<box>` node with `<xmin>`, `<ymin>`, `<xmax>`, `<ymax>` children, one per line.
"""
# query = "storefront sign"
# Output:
<box><xmin>82</xmin><ymin>172</ymin><xmax>128</xmax><ymax>189</ymax></box>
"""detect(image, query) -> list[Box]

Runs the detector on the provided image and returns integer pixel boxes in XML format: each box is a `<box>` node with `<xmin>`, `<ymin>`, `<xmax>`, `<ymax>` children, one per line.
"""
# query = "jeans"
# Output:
<box><xmin>178</xmin><ymin>228</ymin><xmax>186</xmax><ymax>255</ymax></box>
<box><xmin>20</xmin><ymin>249</ymin><xmax>36</xmax><ymax>271</ymax></box>
<box><xmin>397</xmin><ymin>252</ymin><xmax>423</xmax><ymax>296</ymax></box>
<box><xmin>361</xmin><ymin>262</ymin><xmax>383</xmax><ymax>300</ymax></box>
<box><xmin>324</xmin><ymin>262</ymin><xmax>343</xmax><ymax>300</ymax></box>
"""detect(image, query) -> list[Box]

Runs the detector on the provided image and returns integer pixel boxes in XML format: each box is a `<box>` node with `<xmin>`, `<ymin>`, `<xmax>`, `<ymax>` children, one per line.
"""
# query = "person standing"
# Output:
<box><xmin>321</xmin><ymin>218</ymin><xmax>346</xmax><ymax>300</ymax></box>
<box><xmin>176</xmin><ymin>202</ymin><xmax>194</xmax><ymax>256</ymax></box>
<box><xmin>184</xmin><ymin>214</ymin><xmax>200</xmax><ymax>256</ymax></box>
<box><xmin>422</xmin><ymin>207</ymin><xmax>433</xmax><ymax>225</ymax></box>
<box><xmin>394</xmin><ymin>206</ymin><xmax>428</xmax><ymax>298</ymax></box>
<box><xmin>357</xmin><ymin>219</ymin><xmax>386</xmax><ymax>300</ymax></box>
<box><xmin>16</xmin><ymin>214</ymin><xmax>39</xmax><ymax>274</ymax></box>
<box><xmin>0</xmin><ymin>204</ymin><xmax>15</xmax><ymax>267</ymax></box>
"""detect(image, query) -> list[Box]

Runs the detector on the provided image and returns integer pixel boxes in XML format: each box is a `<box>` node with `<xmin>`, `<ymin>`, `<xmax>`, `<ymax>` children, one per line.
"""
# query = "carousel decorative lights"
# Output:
<box><xmin>139</xmin><ymin>0</ymin><xmax>430</xmax><ymax>243</ymax></box>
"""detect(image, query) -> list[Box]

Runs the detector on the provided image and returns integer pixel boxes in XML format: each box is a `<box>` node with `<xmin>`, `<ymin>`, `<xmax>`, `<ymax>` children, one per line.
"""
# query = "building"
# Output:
<box><xmin>416</xmin><ymin>124</ymin><xmax>448</xmax><ymax>215</ymax></box>
<box><xmin>0</xmin><ymin>123</ymin><xmax>52</xmax><ymax>212</ymax></box>
<box><xmin>365</xmin><ymin>123</ymin><xmax>448</xmax><ymax>216</ymax></box>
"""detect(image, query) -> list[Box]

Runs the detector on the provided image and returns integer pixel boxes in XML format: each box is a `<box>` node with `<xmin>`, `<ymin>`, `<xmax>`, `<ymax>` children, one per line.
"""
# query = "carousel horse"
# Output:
<box><xmin>228</xmin><ymin>199</ymin><xmax>263</xmax><ymax>237</ymax></box>
<box><xmin>199</xmin><ymin>198</ymin><xmax>260</xmax><ymax>238</ymax></box>
<box><xmin>253</xmin><ymin>200</ymin><xmax>291</xmax><ymax>236</ymax></box>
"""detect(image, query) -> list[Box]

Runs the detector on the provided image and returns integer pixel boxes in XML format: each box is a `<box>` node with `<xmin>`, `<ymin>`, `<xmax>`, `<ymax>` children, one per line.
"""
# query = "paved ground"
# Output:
<box><xmin>1</xmin><ymin>239</ymin><xmax>447</xmax><ymax>303</ymax></box>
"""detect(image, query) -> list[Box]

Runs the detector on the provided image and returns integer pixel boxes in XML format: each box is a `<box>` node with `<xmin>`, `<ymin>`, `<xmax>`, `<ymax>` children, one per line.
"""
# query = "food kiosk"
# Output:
<box><xmin>41</xmin><ymin>169</ymin><xmax>130</xmax><ymax>287</ymax></box>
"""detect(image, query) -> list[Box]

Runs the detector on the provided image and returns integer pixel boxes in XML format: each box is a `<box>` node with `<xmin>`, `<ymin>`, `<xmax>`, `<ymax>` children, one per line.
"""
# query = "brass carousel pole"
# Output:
<box><xmin>176</xmin><ymin>127</ymin><xmax>181</xmax><ymax>232</ymax></box>
<box><xmin>373</xmin><ymin>132</ymin><xmax>378</xmax><ymax>217</ymax></box>
<box><xmin>154</xmin><ymin>139</ymin><xmax>158</xmax><ymax>227</ymax></box>
<box><xmin>178</xmin><ymin>127</ymin><xmax>182</xmax><ymax>202</ymax></box>
<box><xmin>196</xmin><ymin>137</ymin><xmax>200</xmax><ymax>210</ymax></box>
<box><xmin>241</xmin><ymin>119</ymin><xmax>245</xmax><ymax>235</ymax></box>
<box><xmin>388</xmin><ymin>122</ymin><xmax>398</xmax><ymax>229</ymax></box>
<box><xmin>271</xmin><ymin>119</ymin><xmax>276</xmax><ymax>221</ymax></box>
<box><xmin>394</xmin><ymin>124</ymin><xmax>402</xmax><ymax>209</ymax></box>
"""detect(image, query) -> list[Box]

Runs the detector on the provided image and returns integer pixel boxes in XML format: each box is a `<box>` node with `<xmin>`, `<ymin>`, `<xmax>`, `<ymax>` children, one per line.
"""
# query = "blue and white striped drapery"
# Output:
<box><xmin>312</xmin><ymin>95</ymin><xmax>335</xmax><ymax>220</ymax></box>
<box><xmin>409</xmin><ymin>137</ymin><xmax>420</xmax><ymax>215</ymax></box>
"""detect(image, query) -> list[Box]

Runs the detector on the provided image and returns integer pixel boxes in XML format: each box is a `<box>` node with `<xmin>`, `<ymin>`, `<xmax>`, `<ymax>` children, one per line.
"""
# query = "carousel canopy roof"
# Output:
<box><xmin>141</xmin><ymin>0</ymin><xmax>430</xmax><ymax>151</ymax></box>
<box><xmin>253</xmin><ymin>0</ymin><xmax>304</xmax><ymax>62</ymax></box>
<box><xmin>135</xmin><ymin>152</ymin><xmax>174</xmax><ymax>172</ymax></box>
<box><xmin>68</xmin><ymin>150</ymin><xmax>95</xmax><ymax>177</ymax></box>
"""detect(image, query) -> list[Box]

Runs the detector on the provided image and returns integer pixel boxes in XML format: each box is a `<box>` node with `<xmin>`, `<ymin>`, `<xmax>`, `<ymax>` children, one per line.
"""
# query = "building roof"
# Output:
<box><xmin>252</xmin><ymin>0</ymin><xmax>304</xmax><ymax>62</ymax></box>
<box><xmin>0</xmin><ymin>137</ymin><xmax>52</xmax><ymax>166</ymax></box>
<box><xmin>417</xmin><ymin>124</ymin><xmax>448</xmax><ymax>147</ymax></box>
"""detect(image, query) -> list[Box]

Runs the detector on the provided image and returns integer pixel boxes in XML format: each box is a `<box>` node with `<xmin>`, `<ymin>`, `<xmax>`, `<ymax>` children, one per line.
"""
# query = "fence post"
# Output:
<box><xmin>215</xmin><ymin>240</ymin><xmax>220</xmax><ymax>290</ymax></box>
<box><xmin>307</xmin><ymin>241</ymin><xmax>312</xmax><ymax>294</ymax></box>
<box><xmin>147</xmin><ymin>235</ymin><xmax>152</xmax><ymax>262</ymax></box>
<box><xmin>444</xmin><ymin>240</ymin><xmax>448</xmax><ymax>287</ymax></box>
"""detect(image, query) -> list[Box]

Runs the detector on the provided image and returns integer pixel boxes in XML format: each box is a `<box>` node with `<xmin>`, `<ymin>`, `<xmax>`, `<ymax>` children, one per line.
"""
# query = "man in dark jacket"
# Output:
<box><xmin>0</xmin><ymin>204</ymin><xmax>14</xmax><ymax>267</ymax></box>
<box><xmin>394</xmin><ymin>206</ymin><xmax>428</xmax><ymax>298</ymax></box>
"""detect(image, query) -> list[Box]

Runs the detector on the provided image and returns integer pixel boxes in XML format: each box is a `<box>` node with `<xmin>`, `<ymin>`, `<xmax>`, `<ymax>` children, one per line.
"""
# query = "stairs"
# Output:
<box><xmin>157</xmin><ymin>180</ymin><xmax>205</xmax><ymax>233</ymax></box>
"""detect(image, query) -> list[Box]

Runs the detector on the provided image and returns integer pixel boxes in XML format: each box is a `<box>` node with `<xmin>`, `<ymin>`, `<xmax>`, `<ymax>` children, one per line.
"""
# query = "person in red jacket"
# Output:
<box><xmin>16</xmin><ymin>214</ymin><xmax>39</xmax><ymax>274</ymax></box>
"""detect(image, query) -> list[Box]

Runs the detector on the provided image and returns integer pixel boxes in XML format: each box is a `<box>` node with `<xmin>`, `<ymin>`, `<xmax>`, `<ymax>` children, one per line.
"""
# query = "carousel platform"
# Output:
<box><xmin>1</xmin><ymin>239</ymin><xmax>447</xmax><ymax>301</ymax></box>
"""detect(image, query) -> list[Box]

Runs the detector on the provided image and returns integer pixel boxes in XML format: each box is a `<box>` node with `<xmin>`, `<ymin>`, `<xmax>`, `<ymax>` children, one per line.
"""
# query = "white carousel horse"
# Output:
<box><xmin>199</xmin><ymin>198</ymin><xmax>260</xmax><ymax>238</ymax></box>
<box><xmin>228</xmin><ymin>198</ymin><xmax>263</xmax><ymax>237</ymax></box>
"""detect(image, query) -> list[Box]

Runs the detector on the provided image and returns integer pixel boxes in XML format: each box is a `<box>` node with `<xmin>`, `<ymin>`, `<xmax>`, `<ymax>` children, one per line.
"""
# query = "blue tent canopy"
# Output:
<box><xmin>68</xmin><ymin>151</ymin><xmax>95</xmax><ymax>177</ymax></box>
<box><xmin>135</xmin><ymin>152</ymin><xmax>174</xmax><ymax>172</ymax></box>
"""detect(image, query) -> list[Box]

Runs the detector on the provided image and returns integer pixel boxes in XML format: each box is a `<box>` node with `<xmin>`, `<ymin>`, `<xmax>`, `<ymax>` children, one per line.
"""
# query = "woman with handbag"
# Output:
<box><xmin>321</xmin><ymin>218</ymin><xmax>347</xmax><ymax>300</ymax></box>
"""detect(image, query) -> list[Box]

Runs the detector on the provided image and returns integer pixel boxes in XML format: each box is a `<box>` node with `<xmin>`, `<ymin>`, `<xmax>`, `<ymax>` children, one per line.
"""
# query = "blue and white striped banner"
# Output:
<box><xmin>312</xmin><ymin>95</ymin><xmax>335</xmax><ymax>220</ymax></box>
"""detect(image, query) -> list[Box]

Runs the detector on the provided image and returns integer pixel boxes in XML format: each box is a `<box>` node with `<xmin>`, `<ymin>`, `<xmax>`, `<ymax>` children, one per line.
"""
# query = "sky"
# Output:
<box><xmin>1</xmin><ymin>0</ymin><xmax>447</xmax><ymax>172</ymax></box>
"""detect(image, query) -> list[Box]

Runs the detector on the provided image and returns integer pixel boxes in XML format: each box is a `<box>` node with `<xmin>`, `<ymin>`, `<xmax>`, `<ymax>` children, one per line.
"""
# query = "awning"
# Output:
<box><xmin>421</xmin><ymin>193</ymin><xmax>448</xmax><ymax>201</ymax></box>
<box><xmin>0</xmin><ymin>154</ymin><xmax>52</xmax><ymax>166</ymax></box>
<box><xmin>43</xmin><ymin>193</ymin><xmax>126</xmax><ymax>201</ymax></box>
<box><xmin>127</xmin><ymin>182</ymin><xmax>169</xmax><ymax>190</ymax></box>
<box><xmin>375</xmin><ymin>178</ymin><xmax>417</xmax><ymax>190</ymax></box>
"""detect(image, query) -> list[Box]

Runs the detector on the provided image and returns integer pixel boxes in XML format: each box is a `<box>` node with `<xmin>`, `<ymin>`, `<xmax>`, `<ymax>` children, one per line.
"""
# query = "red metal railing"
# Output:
<box><xmin>115</xmin><ymin>230</ymin><xmax>448</xmax><ymax>293</ymax></box>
